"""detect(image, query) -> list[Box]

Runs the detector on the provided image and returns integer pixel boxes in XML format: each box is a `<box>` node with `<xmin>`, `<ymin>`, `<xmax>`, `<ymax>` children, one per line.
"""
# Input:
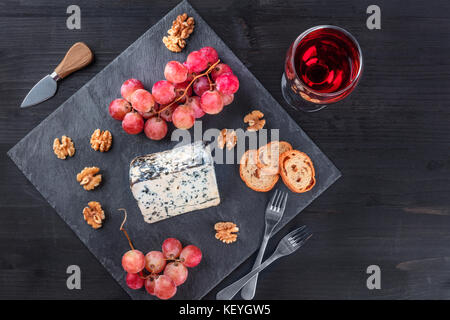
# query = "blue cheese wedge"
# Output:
<box><xmin>129</xmin><ymin>141</ymin><xmax>220</xmax><ymax>223</ymax></box>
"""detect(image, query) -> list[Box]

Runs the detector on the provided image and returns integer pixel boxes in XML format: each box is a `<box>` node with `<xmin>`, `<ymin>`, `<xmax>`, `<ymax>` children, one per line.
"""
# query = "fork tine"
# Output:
<box><xmin>287</xmin><ymin>225</ymin><xmax>307</xmax><ymax>240</ymax></box>
<box><xmin>291</xmin><ymin>230</ymin><xmax>312</xmax><ymax>245</ymax></box>
<box><xmin>271</xmin><ymin>190</ymin><xmax>283</xmax><ymax>210</ymax></box>
<box><xmin>291</xmin><ymin>229</ymin><xmax>310</xmax><ymax>243</ymax></box>
<box><xmin>294</xmin><ymin>232</ymin><xmax>313</xmax><ymax>245</ymax></box>
<box><xmin>280</xmin><ymin>192</ymin><xmax>288</xmax><ymax>211</ymax></box>
<box><xmin>274</xmin><ymin>191</ymin><xmax>286</xmax><ymax>210</ymax></box>
<box><xmin>269</xmin><ymin>189</ymin><xmax>279</xmax><ymax>208</ymax></box>
<box><xmin>274</xmin><ymin>191</ymin><xmax>284</xmax><ymax>209</ymax></box>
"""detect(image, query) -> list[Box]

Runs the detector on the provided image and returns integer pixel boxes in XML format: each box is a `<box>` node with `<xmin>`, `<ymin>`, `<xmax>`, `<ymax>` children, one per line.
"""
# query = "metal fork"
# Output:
<box><xmin>241</xmin><ymin>189</ymin><xmax>288</xmax><ymax>300</ymax></box>
<box><xmin>216</xmin><ymin>226</ymin><xmax>312</xmax><ymax>300</ymax></box>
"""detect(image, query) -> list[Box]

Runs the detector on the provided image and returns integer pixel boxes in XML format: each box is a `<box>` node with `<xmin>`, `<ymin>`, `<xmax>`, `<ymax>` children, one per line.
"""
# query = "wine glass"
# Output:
<box><xmin>281</xmin><ymin>25</ymin><xmax>363</xmax><ymax>112</ymax></box>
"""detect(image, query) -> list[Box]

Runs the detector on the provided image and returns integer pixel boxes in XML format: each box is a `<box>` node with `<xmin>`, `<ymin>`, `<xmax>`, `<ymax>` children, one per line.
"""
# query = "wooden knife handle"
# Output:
<box><xmin>54</xmin><ymin>42</ymin><xmax>93</xmax><ymax>79</ymax></box>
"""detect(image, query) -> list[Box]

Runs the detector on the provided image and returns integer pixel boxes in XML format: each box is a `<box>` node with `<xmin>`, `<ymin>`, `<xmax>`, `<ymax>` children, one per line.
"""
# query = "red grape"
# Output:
<box><xmin>144</xmin><ymin>117</ymin><xmax>168</xmax><ymax>140</ymax></box>
<box><xmin>162</xmin><ymin>238</ymin><xmax>182</xmax><ymax>259</ymax></box>
<box><xmin>221</xmin><ymin>93</ymin><xmax>234</xmax><ymax>106</ymax></box>
<box><xmin>137</xmin><ymin>108</ymin><xmax>157</xmax><ymax>119</ymax></box>
<box><xmin>121</xmin><ymin>250</ymin><xmax>146</xmax><ymax>274</ymax></box>
<box><xmin>152</xmin><ymin>80</ymin><xmax>176</xmax><ymax>105</ymax></box>
<box><xmin>193</xmin><ymin>76</ymin><xmax>210</xmax><ymax>97</ymax></box>
<box><xmin>130</xmin><ymin>89</ymin><xmax>155</xmax><ymax>113</ymax></box>
<box><xmin>164</xmin><ymin>61</ymin><xmax>188</xmax><ymax>84</ymax></box>
<box><xmin>164</xmin><ymin>262</ymin><xmax>188</xmax><ymax>286</ymax></box>
<box><xmin>216</xmin><ymin>73</ymin><xmax>239</xmax><ymax>95</ymax></box>
<box><xmin>185</xmin><ymin>69</ymin><xmax>195</xmax><ymax>82</ymax></box>
<box><xmin>121</xmin><ymin>78</ymin><xmax>144</xmax><ymax>101</ymax></box>
<box><xmin>180</xmin><ymin>245</ymin><xmax>202</xmax><ymax>268</ymax></box>
<box><xmin>145</xmin><ymin>276</ymin><xmax>157</xmax><ymax>295</ymax></box>
<box><xmin>199</xmin><ymin>46</ymin><xmax>219</xmax><ymax>65</ymax></box>
<box><xmin>122</xmin><ymin>112</ymin><xmax>144</xmax><ymax>134</ymax></box>
<box><xmin>159</xmin><ymin>104</ymin><xmax>178</xmax><ymax>122</ymax></box>
<box><xmin>172</xmin><ymin>105</ymin><xmax>195</xmax><ymax>129</ymax></box>
<box><xmin>154</xmin><ymin>275</ymin><xmax>177</xmax><ymax>300</ymax></box>
<box><xmin>200</xmin><ymin>90</ymin><xmax>224</xmax><ymax>114</ymax></box>
<box><xmin>185</xmin><ymin>51</ymin><xmax>208</xmax><ymax>73</ymax></box>
<box><xmin>109</xmin><ymin>98</ymin><xmax>132</xmax><ymax>121</ymax></box>
<box><xmin>174</xmin><ymin>81</ymin><xmax>193</xmax><ymax>103</ymax></box>
<box><xmin>126</xmin><ymin>273</ymin><xmax>144</xmax><ymax>290</ymax></box>
<box><xmin>211</xmin><ymin>63</ymin><xmax>232</xmax><ymax>81</ymax></box>
<box><xmin>186</xmin><ymin>96</ymin><xmax>205</xmax><ymax>118</ymax></box>
<box><xmin>145</xmin><ymin>251</ymin><xmax>166</xmax><ymax>273</ymax></box>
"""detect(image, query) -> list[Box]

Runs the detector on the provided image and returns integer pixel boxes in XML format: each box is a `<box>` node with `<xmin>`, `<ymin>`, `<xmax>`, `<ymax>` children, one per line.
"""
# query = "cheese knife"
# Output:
<box><xmin>20</xmin><ymin>42</ymin><xmax>94</xmax><ymax>108</ymax></box>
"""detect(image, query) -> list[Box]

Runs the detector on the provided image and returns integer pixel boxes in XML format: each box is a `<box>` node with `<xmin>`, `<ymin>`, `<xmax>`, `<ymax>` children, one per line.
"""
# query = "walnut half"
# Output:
<box><xmin>214</xmin><ymin>222</ymin><xmax>239</xmax><ymax>244</ymax></box>
<box><xmin>217</xmin><ymin>129</ymin><xmax>237</xmax><ymax>150</ymax></box>
<box><xmin>83</xmin><ymin>201</ymin><xmax>105</xmax><ymax>229</ymax></box>
<box><xmin>163</xmin><ymin>13</ymin><xmax>195</xmax><ymax>53</ymax></box>
<box><xmin>90</xmin><ymin>129</ymin><xmax>112</xmax><ymax>152</ymax></box>
<box><xmin>244</xmin><ymin>110</ymin><xmax>266</xmax><ymax>132</ymax></box>
<box><xmin>53</xmin><ymin>135</ymin><xmax>75</xmax><ymax>159</ymax></box>
<box><xmin>76</xmin><ymin>167</ymin><xmax>102</xmax><ymax>191</ymax></box>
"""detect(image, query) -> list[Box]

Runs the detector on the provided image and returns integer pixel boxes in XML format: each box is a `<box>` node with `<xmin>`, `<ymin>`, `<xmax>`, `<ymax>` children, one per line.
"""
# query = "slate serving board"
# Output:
<box><xmin>8</xmin><ymin>0</ymin><xmax>340</xmax><ymax>300</ymax></box>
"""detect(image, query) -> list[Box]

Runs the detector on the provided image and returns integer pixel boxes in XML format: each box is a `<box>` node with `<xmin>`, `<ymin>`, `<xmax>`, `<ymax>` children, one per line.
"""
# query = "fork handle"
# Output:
<box><xmin>216</xmin><ymin>253</ymin><xmax>280</xmax><ymax>300</ymax></box>
<box><xmin>240</xmin><ymin>235</ymin><xmax>270</xmax><ymax>300</ymax></box>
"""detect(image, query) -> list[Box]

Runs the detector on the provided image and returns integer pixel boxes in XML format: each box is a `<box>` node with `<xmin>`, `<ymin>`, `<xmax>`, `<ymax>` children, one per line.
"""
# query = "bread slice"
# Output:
<box><xmin>279</xmin><ymin>150</ymin><xmax>316</xmax><ymax>193</ymax></box>
<box><xmin>257</xmin><ymin>141</ymin><xmax>293</xmax><ymax>175</ymax></box>
<box><xmin>240</xmin><ymin>150</ymin><xmax>279</xmax><ymax>192</ymax></box>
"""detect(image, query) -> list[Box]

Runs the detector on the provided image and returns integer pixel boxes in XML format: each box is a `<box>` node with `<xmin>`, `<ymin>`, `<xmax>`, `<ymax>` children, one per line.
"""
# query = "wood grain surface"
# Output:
<box><xmin>54</xmin><ymin>42</ymin><xmax>93</xmax><ymax>79</ymax></box>
<box><xmin>1</xmin><ymin>0</ymin><xmax>449</xmax><ymax>300</ymax></box>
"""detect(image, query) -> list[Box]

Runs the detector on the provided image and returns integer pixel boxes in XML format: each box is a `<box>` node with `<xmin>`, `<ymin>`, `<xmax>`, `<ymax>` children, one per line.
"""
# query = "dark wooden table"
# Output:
<box><xmin>1</xmin><ymin>0</ymin><xmax>449</xmax><ymax>300</ymax></box>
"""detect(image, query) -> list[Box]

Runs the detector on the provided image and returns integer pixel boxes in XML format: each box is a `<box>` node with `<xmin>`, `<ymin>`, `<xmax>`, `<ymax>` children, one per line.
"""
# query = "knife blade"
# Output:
<box><xmin>20</xmin><ymin>42</ymin><xmax>93</xmax><ymax>108</ymax></box>
<box><xmin>20</xmin><ymin>73</ymin><xmax>59</xmax><ymax>108</ymax></box>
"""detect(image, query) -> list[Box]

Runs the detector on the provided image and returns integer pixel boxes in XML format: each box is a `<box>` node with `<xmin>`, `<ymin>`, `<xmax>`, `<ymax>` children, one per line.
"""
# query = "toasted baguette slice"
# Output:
<box><xmin>257</xmin><ymin>141</ymin><xmax>293</xmax><ymax>175</ymax></box>
<box><xmin>240</xmin><ymin>150</ymin><xmax>279</xmax><ymax>192</ymax></box>
<box><xmin>279</xmin><ymin>150</ymin><xmax>316</xmax><ymax>193</ymax></box>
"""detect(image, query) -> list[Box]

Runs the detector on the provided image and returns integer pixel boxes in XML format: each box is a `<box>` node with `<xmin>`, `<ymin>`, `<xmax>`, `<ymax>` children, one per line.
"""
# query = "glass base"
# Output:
<box><xmin>281</xmin><ymin>74</ymin><xmax>327</xmax><ymax>112</ymax></box>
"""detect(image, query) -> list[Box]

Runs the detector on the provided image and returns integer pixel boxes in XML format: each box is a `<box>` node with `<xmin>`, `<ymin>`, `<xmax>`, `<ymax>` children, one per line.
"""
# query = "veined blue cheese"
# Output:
<box><xmin>129</xmin><ymin>141</ymin><xmax>220</xmax><ymax>223</ymax></box>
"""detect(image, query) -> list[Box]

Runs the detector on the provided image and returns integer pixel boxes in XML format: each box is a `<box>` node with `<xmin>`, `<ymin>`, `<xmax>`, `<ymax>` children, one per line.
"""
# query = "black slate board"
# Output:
<box><xmin>8</xmin><ymin>0</ymin><xmax>340</xmax><ymax>300</ymax></box>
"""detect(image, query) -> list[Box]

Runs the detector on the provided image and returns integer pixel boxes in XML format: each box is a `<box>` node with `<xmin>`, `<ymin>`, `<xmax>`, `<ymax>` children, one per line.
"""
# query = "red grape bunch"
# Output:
<box><xmin>108</xmin><ymin>46</ymin><xmax>239</xmax><ymax>140</ymax></box>
<box><xmin>121</xmin><ymin>238</ymin><xmax>202</xmax><ymax>300</ymax></box>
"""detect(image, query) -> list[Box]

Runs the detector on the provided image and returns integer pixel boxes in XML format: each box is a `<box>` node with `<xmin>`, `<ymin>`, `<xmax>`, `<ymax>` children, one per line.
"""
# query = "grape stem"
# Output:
<box><xmin>157</xmin><ymin>59</ymin><xmax>221</xmax><ymax>114</ymax></box>
<box><xmin>207</xmin><ymin>73</ymin><xmax>215</xmax><ymax>91</ymax></box>
<box><xmin>117</xmin><ymin>209</ymin><xmax>186</xmax><ymax>280</ymax></box>
<box><xmin>118</xmin><ymin>208</ymin><xmax>135</xmax><ymax>251</ymax></box>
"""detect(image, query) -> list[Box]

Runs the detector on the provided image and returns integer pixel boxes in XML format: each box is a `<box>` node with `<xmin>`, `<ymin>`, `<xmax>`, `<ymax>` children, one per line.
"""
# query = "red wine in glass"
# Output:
<box><xmin>281</xmin><ymin>25</ymin><xmax>363</xmax><ymax>112</ymax></box>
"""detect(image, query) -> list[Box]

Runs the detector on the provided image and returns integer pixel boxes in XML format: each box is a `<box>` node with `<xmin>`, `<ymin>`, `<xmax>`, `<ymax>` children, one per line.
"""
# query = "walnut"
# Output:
<box><xmin>214</xmin><ymin>222</ymin><xmax>239</xmax><ymax>244</ymax></box>
<box><xmin>244</xmin><ymin>110</ymin><xmax>266</xmax><ymax>132</ymax></box>
<box><xmin>90</xmin><ymin>129</ymin><xmax>112</xmax><ymax>152</ymax></box>
<box><xmin>163</xmin><ymin>36</ymin><xmax>185</xmax><ymax>53</ymax></box>
<box><xmin>163</xmin><ymin>13</ymin><xmax>195</xmax><ymax>52</ymax></box>
<box><xmin>217</xmin><ymin>129</ymin><xmax>237</xmax><ymax>150</ymax></box>
<box><xmin>83</xmin><ymin>201</ymin><xmax>105</xmax><ymax>229</ymax></box>
<box><xmin>76</xmin><ymin>167</ymin><xmax>102</xmax><ymax>191</ymax></box>
<box><xmin>53</xmin><ymin>135</ymin><xmax>75</xmax><ymax>159</ymax></box>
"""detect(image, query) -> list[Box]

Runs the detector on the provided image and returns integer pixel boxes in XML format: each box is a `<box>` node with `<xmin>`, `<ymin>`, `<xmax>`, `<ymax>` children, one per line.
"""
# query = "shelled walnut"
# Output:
<box><xmin>83</xmin><ymin>201</ymin><xmax>105</xmax><ymax>229</ymax></box>
<box><xmin>244</xmin><ymin>110</ymin><xmax>266</xmax><ymax>132</ymax></box>
<box><xmin>76</xmin><ymin>167</ymin><xmax>102</xmax><ymax>191</ymax></box>
<box><xmin>214</xmin><ymin>222</ymin><xmax>239</xmax><ymax>244</ymax></box>
<box><xmin>163</xmin><ymin>13</ymin><xmax>195</xmax><ymax>52</ymax></box>
<box><xmin>90</xmin><ymin>129</ymin><xmax>112</xmax><ymax>152</ymax></box>
<box><xmin>217</xmin><ymin>129</ymin><xmax>237</xmax><ymax>150</ymax></box>
<box><xmin>53</xmin><ymin>135</ymin><xmax>75</xmax><ymax>159</ymax></box>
